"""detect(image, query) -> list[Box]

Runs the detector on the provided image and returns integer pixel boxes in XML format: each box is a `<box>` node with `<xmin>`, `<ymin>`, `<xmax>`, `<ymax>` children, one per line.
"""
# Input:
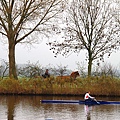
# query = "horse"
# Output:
<box><xmin>70</xmin><ymin>71</ymin><xmax>80</xmax><ymax>79</ymax></box>
<box><xmin>56</xmin><ymin>71</ymin><xmax>80</xmax><ymax>81</ymax></box>
<box><xmin>55</xmin><ymin>71</ymin><xmax>80</xmax><ymax>87</ymax></box>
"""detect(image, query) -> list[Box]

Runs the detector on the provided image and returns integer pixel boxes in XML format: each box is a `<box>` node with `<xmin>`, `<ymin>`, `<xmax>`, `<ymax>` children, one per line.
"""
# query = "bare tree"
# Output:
<box><xmin>0</xmin><ymin>59</ymin><xmax>9</xmax><ymax>78</ymax></box>
<box><xmin>92</xmin><ymin>62</ymin><xmax>118</xmax><ymax>77</ymax></box>
<box><xmin>52</xmin><ymin>64</ymin><xmax>68</xmax><ymax>76</ymax></box>
<box><xmin>76</xmin><ymin>61</ymin><xmax>87</xmax><ymax>77</ymax></box>
<box><xmin>18</xmin><ymin>61</ymin><xmax>43</xmax><ymax>78</ymax></box>
<box><xmin>100</xmin><ymin>63</ymin><xmax>118</xmax><ymax>77</ymax></box>
<box><xmin>48</xmin><ymin>0</ymin><xmax>120</xmax><ymax>76</ymax></box>
<box><xmin>0</xmin><ymin>0</ymin><xmax>65</xmax><ymax>79</ymax></box>
<box><xmin>111</xmin><ymin>0</ymin><xmax>120</xmax><ymax>24</ymax></box>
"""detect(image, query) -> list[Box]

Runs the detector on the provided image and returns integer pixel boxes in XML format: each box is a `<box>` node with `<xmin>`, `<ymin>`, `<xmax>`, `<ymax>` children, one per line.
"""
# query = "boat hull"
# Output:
<box><xmin>41</xmin><ymin>100</ymin><xmax>120</xmax><ymax>105</ymax></box>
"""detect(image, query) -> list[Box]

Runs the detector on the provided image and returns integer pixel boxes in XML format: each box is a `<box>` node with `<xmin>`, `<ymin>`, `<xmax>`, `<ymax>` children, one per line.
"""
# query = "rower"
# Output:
<box><xmin>84</xmin><ymin>92</ymin><xmax>100</xmax><ymax>105</ymax></box>
<box><xmin>84</xmin><ymin>92</ymin><xmax>95</xmax><ymax>102</ymax></box>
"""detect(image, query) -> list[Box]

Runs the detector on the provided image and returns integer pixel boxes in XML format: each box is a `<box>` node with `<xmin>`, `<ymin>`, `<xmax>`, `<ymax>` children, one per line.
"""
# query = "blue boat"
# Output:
<box><xmin>40</xmin><ymin>100</ymin><xmax>120</xmax><ymax>105</ymax></box>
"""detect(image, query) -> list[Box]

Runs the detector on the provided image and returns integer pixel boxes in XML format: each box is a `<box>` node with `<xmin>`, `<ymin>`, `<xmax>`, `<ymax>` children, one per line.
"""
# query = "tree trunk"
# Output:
<box><xmin>88</xmin><ymin>51</ymin><xmax>92</xmax><ymax>77</ymax></box>
<box><xmin>8</xmin><ymin>41</ymin><xmax>18</xmax><ymax>80</ymax></box>
<box><xmin>88</xmin><ymin>59</ymin><xmax>92</xmax><ymax>76</ymax></box>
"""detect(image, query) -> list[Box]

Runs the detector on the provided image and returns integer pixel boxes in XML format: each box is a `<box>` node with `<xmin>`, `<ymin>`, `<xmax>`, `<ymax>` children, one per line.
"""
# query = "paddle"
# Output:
<box><xmin>94</xmin><ymin>98</ymin><xmax>100</xmax><ymax>105</ymax></box>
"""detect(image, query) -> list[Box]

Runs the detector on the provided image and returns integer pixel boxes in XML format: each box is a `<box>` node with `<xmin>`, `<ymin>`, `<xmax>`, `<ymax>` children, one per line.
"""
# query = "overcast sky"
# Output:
<box><xmin>0</xmin><ymin>39</ymin><xmax>120</xmax><ymax>71</ymax></box>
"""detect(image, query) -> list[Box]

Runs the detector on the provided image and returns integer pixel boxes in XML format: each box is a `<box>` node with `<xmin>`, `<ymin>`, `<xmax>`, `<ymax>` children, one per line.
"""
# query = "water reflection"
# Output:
<box><xmin>0</xmin><ymin>95</ymin><xmax>120</xmax><ymax>120</ymax></box>
<box><xmin>84</xmin><ymin>105</ymin><xmax>93</xmax><ymax>120</ymax></box>
<box><xmin>7</xmin><ymin>96</ymin><xmax>15</xmax><ymax>120</ymax></box>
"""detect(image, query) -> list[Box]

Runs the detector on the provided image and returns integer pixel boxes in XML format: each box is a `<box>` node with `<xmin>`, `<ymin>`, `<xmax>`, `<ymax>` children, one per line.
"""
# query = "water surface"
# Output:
<box><xmin>0</xmin><ymin>95</ymin><xmax>120</xmax><ymax>120</ymax></box>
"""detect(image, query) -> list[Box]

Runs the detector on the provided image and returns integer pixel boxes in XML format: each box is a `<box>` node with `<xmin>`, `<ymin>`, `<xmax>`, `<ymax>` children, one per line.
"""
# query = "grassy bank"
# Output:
<box><xmin>0</xmin><ymin>76</ymin><xmax>120</xmax><ymax>96</ymax></box>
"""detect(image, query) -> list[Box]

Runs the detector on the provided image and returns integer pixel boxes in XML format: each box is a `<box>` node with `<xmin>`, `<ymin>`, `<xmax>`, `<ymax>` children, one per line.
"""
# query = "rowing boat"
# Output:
<box><xmin>40</xmin><ymin>100</ymin><xmax>120</xmax><ymax>105</ymax></box>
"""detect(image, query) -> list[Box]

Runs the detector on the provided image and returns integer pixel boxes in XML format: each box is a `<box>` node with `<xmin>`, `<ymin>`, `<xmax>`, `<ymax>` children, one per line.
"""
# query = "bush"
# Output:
<box><xmin>0</xmin><ymin>78</ymin><xmax>22</xmax><ymax>94</ymax></box>
<box><xmin>0</xmin><ymin>76</ymin><xmax>119</xmax><ymax>96</ymax></box>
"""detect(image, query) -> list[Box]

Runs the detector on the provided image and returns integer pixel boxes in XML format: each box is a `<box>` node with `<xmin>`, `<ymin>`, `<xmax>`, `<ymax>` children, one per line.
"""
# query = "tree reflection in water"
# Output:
<box><xmin>7</xmin><ymin>96</ymin><xmax>18</xmax><ymax>120</ymax></box>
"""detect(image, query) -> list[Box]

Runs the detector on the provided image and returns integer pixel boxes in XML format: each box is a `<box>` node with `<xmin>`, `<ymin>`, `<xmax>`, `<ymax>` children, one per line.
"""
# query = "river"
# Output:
<box><xmin>0</xmin><ymin>95</ymin><xmax>120</xmax><ymax>120</ymax></box>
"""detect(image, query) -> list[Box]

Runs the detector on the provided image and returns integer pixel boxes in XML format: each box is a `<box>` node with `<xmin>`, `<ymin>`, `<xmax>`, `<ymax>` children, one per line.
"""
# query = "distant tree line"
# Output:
<box><xmin>0</xmin><ymin>60</ymin><xmax>72</xmax><ymax>78</ymax></box>
<box><xmin>0</xmin><ymin>60</ymin><xmax>120</xmax><ymax>79</ymax></box>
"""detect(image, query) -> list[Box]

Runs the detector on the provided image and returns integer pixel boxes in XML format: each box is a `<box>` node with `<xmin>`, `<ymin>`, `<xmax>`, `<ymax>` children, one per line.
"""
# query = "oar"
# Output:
<box><xmin>94</xmin><ymin>98</ymin><xmax>100</xmax><ymax>105</ymax></box>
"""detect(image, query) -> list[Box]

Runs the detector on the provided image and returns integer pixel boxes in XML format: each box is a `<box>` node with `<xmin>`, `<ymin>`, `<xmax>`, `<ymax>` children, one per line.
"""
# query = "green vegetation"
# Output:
<box><xmin>0</xmin><ymin>76</ymin><xmax>120</xmax><ymax>96</ymax></box>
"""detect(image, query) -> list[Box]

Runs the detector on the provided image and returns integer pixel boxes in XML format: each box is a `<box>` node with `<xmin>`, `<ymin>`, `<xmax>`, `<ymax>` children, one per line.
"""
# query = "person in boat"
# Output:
<box><xmin>42</xmin><ymin>69</ymin><xmax>50</xmax><ymax>78</ymax></box>
<box><xmin>84</xmin><ymin>91</ymin><xmax>95</xmax><ymax>102</ymax></box>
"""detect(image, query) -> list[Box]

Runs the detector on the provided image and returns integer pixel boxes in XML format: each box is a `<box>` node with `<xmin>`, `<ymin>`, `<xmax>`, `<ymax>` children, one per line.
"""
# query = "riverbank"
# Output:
<box><xmin>0</xmin><ymin>76</ymin><xmax>120</xmax><ymax>96</ymax></box>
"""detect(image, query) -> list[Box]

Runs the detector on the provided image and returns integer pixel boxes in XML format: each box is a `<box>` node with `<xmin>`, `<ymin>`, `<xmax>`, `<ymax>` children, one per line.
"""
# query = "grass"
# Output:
<box><xmin>0</xmin><ymin>76</ymin><xmax>120</xmax><ymax>96</ymax></box>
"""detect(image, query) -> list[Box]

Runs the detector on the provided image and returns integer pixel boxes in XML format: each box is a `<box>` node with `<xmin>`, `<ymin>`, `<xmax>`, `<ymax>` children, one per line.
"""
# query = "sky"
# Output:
<box><xmin>0</xmin><ymin>39</ymin><xmax>120</xmax><ymax>71</ymax></box>
<box><xmin>0</xmin><ymin>0</ymin><xmax>119</xmax><ymax>71</ymax></box>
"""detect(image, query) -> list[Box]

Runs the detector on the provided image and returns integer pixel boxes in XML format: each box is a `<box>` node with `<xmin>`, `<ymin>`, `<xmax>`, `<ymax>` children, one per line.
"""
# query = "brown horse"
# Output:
<box><xmin>70</xmin><ymin>71</ymin><xmax>80</xmax><ymax>79</ymax></box>
<box><xmin>56</xmin><ymin>71</ymin><xmax>80</xmax><ymax>80</ymax></box>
